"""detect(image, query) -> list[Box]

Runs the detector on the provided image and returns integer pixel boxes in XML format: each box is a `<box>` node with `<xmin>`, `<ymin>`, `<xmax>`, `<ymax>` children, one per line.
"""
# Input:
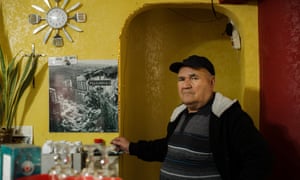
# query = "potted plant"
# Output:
<box><xmin>0</xmin><ymin>45</ymin><xmax>41</xmax><ymax>143</ymax></box>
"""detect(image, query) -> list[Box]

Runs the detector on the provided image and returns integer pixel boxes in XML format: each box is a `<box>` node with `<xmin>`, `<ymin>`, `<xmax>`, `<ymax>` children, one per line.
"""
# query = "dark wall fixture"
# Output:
<box><xmin>225</xmin><ymin>22</ymin><xmax>233</xmax><ymax>36</ymax></box>
<box><xmin>223</xmin><ymin>20</ymin><xmax>241</xmax><ymax>50</ymax></box>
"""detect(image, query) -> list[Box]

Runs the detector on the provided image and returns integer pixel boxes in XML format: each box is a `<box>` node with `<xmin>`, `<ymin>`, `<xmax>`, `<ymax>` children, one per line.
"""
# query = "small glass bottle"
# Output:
<box><xmin>93</xmin><ymin>138</ymin><xmax>105</xmax><ymax>170</ymax></box>
<box><xmin>42</xmin><ymin>140</ymin><xmax>54</xmax><ymax>154</ymax></box>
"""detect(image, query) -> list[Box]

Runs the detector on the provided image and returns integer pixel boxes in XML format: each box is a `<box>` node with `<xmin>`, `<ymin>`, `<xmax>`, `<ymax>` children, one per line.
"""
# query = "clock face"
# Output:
<box><xmin>46</xmin><ymin>8</ymin><xmax>68</xmax><ymax>29</ymax></box>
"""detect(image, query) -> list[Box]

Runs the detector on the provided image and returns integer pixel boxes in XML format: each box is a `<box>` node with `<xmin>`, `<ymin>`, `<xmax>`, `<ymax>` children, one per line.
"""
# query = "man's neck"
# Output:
<box><xmin>187</xmin><ymin>93</ymin><xmax>215</xmax><ymax>113</ymax></box>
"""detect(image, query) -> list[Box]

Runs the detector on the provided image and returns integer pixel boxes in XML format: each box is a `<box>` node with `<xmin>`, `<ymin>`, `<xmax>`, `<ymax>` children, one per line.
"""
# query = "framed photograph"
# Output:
<box><xmin>48</xmin><ymin>59</ymin><xmax>118</xmax><ymax>132</ymax></box>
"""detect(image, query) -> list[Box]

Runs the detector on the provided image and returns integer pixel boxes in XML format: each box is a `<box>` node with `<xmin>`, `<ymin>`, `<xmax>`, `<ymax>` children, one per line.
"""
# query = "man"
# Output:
<box><xmin>111</xmin><ymin>55</ymin><xmax>272</xmax><ymax>180</ymax></box>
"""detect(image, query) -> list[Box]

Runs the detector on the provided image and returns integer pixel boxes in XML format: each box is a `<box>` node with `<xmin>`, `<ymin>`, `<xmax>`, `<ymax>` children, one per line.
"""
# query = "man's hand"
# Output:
<box><xmin>111</xmin><ymin>136</ymin><xmax>130</xmax><ymax>153</ymax></box>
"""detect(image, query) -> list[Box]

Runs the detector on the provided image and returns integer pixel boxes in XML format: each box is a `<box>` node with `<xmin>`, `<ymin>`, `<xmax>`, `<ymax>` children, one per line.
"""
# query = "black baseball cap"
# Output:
<box><xmin>169</xmin><ymin>55</ymin><xmax>215</xmax><ymax>75</ymax></box>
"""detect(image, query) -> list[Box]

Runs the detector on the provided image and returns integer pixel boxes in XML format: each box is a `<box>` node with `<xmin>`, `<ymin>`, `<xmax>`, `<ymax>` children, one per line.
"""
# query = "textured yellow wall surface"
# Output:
<box><xmin>1</xmin><ymin>1</ymin><xmax>258</xmax><ymax>179</ymax></box>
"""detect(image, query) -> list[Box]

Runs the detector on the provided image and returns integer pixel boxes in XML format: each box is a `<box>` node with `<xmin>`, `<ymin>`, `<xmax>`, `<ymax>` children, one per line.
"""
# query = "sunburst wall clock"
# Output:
<box><xmin>29</xmin><ymin>0</ymin><xmax>87</xmax><ymax>47</ymax></box>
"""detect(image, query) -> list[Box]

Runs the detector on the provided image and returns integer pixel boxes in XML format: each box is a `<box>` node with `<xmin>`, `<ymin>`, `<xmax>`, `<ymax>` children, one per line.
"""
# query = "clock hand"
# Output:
<box><xmin>32</xmin><ymin>5</ymin><xmax>46</xmax><ymax>13</ymax></box>
<box><xmin>66</xmin><ymin>2</ymin><xmax>81</xmax><ymax>13</ymax></box>
<box><xmin>33</xmin><ymin>24</ymin><xmax>49</xmax><ymax>34</ymax></box>
<box><xmin>62</xmin><ymin>28</ymin><xmax>73</xmax><ymax>42</ymax></box>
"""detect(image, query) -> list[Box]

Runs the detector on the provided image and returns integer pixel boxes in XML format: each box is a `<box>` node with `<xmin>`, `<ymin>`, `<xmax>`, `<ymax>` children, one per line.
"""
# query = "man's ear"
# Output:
<box><xmin>211</xmin><ymin>76</ymin><xmax>216</xmax><ymax>86</ymax></box>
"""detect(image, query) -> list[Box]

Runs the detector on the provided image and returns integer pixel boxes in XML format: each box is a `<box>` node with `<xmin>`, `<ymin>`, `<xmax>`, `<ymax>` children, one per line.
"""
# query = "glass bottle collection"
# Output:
<box><xmin>44</xmin><ymin>139</ymin><xmax>121</xmax><ymax>180</ymax></box>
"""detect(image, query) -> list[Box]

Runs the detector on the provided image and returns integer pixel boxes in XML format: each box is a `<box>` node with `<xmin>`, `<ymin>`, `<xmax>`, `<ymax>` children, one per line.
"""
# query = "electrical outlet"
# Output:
<box><xmin>12</xmin><ymin>126</ymin><xmax>33</xmax><ymax>144</ymax></box>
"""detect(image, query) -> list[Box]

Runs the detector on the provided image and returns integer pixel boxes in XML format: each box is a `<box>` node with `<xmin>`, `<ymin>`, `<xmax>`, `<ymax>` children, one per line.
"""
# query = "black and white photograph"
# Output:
<box><xmin>49</xmin><ymin>60</ymin><xmax>118</xmax><ymax>132</ymax></box>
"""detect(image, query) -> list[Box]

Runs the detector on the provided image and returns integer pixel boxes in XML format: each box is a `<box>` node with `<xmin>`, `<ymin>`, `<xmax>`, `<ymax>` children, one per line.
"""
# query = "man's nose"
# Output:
<box><xmin>182</xmin><ymin>79</ymin><xmax>192</xmax><ymax>88</ymax></box>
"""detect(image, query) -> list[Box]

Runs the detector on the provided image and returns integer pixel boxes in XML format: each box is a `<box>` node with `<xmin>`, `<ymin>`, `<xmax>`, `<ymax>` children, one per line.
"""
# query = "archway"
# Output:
<box><xmin>119</xmin><ymin>4</ymin><xmax>243</xmax><ymax>180</ymax></box>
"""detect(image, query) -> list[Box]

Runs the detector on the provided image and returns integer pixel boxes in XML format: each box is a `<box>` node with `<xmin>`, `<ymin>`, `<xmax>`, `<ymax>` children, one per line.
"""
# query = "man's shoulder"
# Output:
<box><xmin>170</xmin><ymin>104</ymin><xmax>186</xmax><ymax>122</ymax></box>
<box><xmin>212</xmin><ymin>92</ymin><xmax>238</xmax><ymax>118</ymax></box>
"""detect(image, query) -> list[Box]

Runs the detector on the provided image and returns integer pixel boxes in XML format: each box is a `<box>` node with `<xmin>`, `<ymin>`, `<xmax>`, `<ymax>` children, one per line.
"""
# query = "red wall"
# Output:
<box><xmin>259</xmin><ymin>0</ymin><xmax>300</xmax><ymax>179</ymax></box>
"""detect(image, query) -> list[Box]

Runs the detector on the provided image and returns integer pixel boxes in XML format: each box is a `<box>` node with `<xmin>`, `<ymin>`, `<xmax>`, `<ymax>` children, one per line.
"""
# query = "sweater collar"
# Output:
<box><xmin>170</xmin><ymin>92</ymin><xmax>237</xmax><ymax>122</ymax></box>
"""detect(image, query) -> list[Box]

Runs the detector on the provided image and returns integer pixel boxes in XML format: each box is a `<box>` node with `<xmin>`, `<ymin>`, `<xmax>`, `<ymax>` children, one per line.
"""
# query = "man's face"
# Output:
<box><xmin>177</xmin><ymin>66</ymin><xmax>215</xmax><ymax>112</ymax></box>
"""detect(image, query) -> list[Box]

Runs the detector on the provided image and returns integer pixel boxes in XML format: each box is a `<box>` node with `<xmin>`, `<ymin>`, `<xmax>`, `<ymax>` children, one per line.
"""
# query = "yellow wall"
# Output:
<box><xmin>1</xmin><ymin>0</ymin><xmax>258</xmax><ymax>179</ymax></box>
<box><xmin>1</xmin><ymin>0</ymin><xmax>126</xmax><ymax>145</ymax></box>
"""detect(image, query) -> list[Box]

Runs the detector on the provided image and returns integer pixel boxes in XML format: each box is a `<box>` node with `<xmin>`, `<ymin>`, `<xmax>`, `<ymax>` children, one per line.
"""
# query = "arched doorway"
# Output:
<box><xmin>119</xmin><ymin>4</ymin><xmax>244</xmax><ymax>180</ymax></box>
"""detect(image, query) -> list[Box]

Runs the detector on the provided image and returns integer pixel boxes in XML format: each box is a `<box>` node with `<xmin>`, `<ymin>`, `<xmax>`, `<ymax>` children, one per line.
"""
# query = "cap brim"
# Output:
<box><xmin>169</xmin><ymin>62</ymin><xmax>184</xmax><ymax>73</ymax></box>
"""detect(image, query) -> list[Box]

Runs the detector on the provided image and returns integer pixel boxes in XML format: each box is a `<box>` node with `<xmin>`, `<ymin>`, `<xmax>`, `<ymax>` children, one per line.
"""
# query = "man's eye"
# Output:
<box><xmin>178</xmin><ymin>77</ymin><xmax>184</xmax><ymax>81</ymax></box>
<box><xmin>191</xmin><ymin>76</ymin><xmax>199</xmax><ymax>80</ymax></box>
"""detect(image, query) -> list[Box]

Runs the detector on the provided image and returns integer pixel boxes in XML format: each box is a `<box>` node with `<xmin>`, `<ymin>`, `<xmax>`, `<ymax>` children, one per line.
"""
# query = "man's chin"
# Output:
<box><xmin>182</xmin><ymin>101</ymin><xmax>196</xmax><ymax>106</ymax></box>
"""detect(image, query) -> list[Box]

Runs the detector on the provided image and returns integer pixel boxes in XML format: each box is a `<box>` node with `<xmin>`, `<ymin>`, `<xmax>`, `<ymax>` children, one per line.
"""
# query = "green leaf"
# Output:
<box><xmin>0</xmin><ymin>46</ymin><xmax>40</xmax><ymax>129</ymax></box>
